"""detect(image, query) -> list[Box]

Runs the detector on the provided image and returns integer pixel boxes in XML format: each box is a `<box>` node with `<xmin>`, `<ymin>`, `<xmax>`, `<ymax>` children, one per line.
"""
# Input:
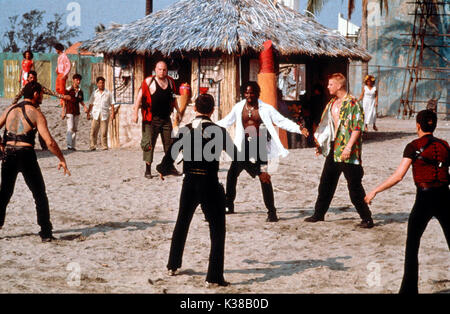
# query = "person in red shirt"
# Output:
<box><xmin>21</xmin><ymin>50</ymin><xmax>35</xmax><ymax>87</ymax></box>
<box><xmin>133</xmin><ymin>61</ymin><xmax>181</xmax><ymax>178</ymax></box>
<box><xmin>365</xmin><ymin>109</ymin><xmax>449</xmax><ymax>294</ymax></box>
<box><xmin>54</xmin><ymin>43</ymin><xmax>71</xmax><ymax>107</ymax></box>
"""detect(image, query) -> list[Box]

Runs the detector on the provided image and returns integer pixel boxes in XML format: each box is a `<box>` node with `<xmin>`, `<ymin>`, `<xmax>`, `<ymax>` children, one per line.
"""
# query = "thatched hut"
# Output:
<box><xmin>81</xmin><ymin>0</ymin><xmax>370</xmax><ymax>148</ymax></box>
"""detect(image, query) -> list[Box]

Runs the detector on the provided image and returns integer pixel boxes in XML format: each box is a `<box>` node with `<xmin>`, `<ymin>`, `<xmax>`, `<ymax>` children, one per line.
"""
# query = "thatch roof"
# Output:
<box><xmin>81</xmin><ymin>0</ymin><xmax>371</xmax><ymax>61</ymax></box>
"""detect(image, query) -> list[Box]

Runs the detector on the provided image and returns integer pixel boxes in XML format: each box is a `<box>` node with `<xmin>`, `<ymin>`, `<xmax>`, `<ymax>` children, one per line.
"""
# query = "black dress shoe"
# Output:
<box><xmin>304</xmin><ymin>216</ymin><xmax>324</xmax><ymax>223</ymax></box>
<box><xmin>266</xmin><ymin>212</ymin><xmax>279</xmax><ymax>222</ymax></box>
<box><xmin>225</xmin><ymin>204</ymin><xmax>234</xmax><ymax>214</ymax></box>
<box><xmin>357</xmin><ymin>219</ymin><xmax>374</xmax><ymax>229</ymax></box>
<box><xmin>41</xmin><ymin>235</ymin><xmax>57</xmax><ymax>242</ymax></box>
<box><xmin>205</xmin><ymin>280</ymin><xmax>230</xmax><ymax>288</ymax></box>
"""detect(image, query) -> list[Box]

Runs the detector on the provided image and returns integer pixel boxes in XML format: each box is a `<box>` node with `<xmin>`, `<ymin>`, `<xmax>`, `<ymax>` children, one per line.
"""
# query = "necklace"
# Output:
<box><xmin>246</xmin><ymin>104</ymin><xmax>256</xmax><ymax>118</ymax></box>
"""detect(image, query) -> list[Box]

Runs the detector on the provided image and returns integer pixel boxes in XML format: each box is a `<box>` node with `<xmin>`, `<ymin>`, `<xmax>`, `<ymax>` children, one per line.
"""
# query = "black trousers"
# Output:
<box><xmin>167</xmin><ymin>174</ymin><xmax>226</xmax><ymax>283</ymax></box>
<box><xmin>225</xmin><ymin>135</ymin><xmax>275</xmax><ymax>214</ymax></box>
<box><xmin>226</xmin><ymin>160</ymin><xmax>276</xmax><ymax>213</ymax></box>
<box><xmin>312</xmin><ymin>147</ymin><xmax>372</xmax><ymax>221</ymax></box>
<box><xmin>0</xmin><ymin>147</ymin><xmax>53</xmax><ymax>237</ymax></box>
<box><xmin>141</xmin><ymin>116</ymin><xmax>173</xmax><ymax>164</ymax></box>
<box><xmin>399</xmin><ymin>185</ymin><xmax>450</xmax><ymax>294</ymax></box>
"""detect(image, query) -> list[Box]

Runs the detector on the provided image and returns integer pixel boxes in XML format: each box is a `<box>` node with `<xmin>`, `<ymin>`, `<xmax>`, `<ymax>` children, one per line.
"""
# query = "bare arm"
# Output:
<box><xmin>133</xmin><ymin>87</ymin><xmax>143</xmax><ymax>124</ymax></box>
<box><xmin>375</xmin><ymin>89</ymin><xmax>378</xmax><ymax>107</ymax></box>
<box><xmin>358</xmin><ymin>87</ymin><xmax>364</xmax><ymax>102</ymax></box>
<box><xmin>12</xmin><ymin>88</ymin><xmax>25</xmax><ymax>105</ymax></box>
<box><xmin>35</xmin><ymin>110</ymin><xmax>70</xmax><ymax>176</ymax></box>
<box><xmin>365</xmin><ymin>158</ymin><xmax>412</xmax><ymax>204</ymax></box>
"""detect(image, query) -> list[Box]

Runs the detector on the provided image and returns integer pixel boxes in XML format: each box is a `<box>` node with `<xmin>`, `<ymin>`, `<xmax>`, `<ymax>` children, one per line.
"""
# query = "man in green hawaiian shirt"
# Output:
<box><xmin>305</xmin><ymin>73</ymin><xmax>374</xmax><ymax>228</ymax></box>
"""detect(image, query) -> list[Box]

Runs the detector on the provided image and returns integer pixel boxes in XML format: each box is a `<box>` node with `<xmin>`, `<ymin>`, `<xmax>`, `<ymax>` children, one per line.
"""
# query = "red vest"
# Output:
<box><xmin>410</xmin><ymin>136</ymin><xmax>449</xmax><ymax>185</ymax></box>
<box><xmin>141</xmin><ymin>76</ymin><xmax>176</xmax><ymax>122</ymax></box>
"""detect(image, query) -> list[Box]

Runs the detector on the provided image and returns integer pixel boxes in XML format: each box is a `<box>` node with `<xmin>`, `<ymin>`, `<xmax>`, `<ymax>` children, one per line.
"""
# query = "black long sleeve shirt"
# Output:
<box><xmin>157</xmin><ymin>115</ymin><xmax>261</xmax><ymax>179</ymax></box>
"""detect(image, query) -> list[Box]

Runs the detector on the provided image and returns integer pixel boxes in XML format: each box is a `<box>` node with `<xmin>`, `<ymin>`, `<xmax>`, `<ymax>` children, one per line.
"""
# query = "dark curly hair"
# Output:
<box><xmin>23</xmin><ymin>50</ymin><xmax>34</xmax><ymax>59</ymax></box>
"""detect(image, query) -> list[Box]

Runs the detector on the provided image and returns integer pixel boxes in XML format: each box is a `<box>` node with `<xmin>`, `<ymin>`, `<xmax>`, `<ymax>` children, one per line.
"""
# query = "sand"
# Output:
<box><xmin>0</xmin><ymin>98</ymin><xmax>449</xmax><ymax>294</ymax></box>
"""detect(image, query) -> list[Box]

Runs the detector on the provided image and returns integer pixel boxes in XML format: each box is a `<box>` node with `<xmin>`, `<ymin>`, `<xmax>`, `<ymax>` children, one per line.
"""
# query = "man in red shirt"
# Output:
<box><xmin>133</xmin><ymin>61</ymin><xmax>181</xmax><ymax>178</ymax></box>
<box><xmin>365</xmin><ymin>109</ymin><xmax>449</xmax><ymax>294</ymax></box>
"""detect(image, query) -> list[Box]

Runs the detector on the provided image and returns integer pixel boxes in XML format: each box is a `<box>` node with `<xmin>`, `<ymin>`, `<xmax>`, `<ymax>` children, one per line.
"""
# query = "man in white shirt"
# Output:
<box><xmin>87</xmin><ymin>77</ymin><xmax>115</xmax><ymax>150</ymax></box>
<box><xmin>217</xmin><ymin>81</ymin><xmax>308</xmax><ymax>222</ymax></box>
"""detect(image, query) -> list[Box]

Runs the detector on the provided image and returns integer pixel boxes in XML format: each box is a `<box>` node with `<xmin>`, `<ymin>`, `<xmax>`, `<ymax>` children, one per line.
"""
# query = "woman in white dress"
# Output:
<box><xmin>359</xmin><ymin>75</ymin><xmax>378</xmax><ymax>131</ymax></box>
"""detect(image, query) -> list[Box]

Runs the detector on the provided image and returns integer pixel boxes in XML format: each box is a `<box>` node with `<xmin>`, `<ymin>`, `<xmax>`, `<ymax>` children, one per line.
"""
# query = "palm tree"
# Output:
<box><xmin>146</xmin><ymin>0</ymin><xmax>153</xmax><ymax>15</ymax></box>
<box><xmin>307</xmin><ymin>0</ymin><xmax>388</xmax><ymax>79</ymax></box>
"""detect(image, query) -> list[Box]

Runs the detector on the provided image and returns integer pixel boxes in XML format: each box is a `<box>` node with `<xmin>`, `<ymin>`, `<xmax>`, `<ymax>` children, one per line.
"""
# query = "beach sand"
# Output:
<box><xmin>0</xmin><ymin>98</ymin><xmax>449</xmax><ymax>293</ymax></box>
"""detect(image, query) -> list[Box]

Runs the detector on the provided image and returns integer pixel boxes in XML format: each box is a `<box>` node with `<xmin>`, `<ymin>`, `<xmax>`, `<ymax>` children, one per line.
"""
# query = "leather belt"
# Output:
<box><xmin>416</xmin><ymin>182</ymin><xmax>447</xmax><ymax>191</ymax></box>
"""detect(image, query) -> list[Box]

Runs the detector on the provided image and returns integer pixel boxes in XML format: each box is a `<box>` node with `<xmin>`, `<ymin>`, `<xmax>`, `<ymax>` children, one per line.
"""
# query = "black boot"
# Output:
<box><xmin>145</xmin><ymin>163</ymin><xmax>152</xmax><ymax>179</ymax></box>
<box><xmin>266</xmin><ymin>210</ymin><xmax>279</xmax><ymax>222</ymax></box>
<box><xmin>225</xmin><ymin>202</ymin><xmax>234</xmax><ymax>214</ymax></box>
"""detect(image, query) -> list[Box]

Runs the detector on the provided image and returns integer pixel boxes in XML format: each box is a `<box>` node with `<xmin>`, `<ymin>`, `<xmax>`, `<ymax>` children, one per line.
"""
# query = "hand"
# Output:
<box><xmin>364</xmin><ymin>191</ymin><xmax>377</xmax><ymax>205</ymax></box>
<box><xmin>57</xmin><ymin>161</ymin><xmax>71</xmax><ymax>176</ymax></box>
<box><xmin>61</xmin><ymin>112</ymin><xmax>66</xmax><ymax>120</ymax></box>
<box><xmin>63</xmin><ymin>95</ymin><xmax>71</xmax><ymax>101</ymax></box>
<box><xmin>83</xmin><ymin>107</ymin><xmax>88</xmax><ymax>113</ymax></box>
<box><xmin>259</xmin><ymin>172</ymin><xmax>271</xmax><ymax>184</ymax></box>
<box><xmin>301</xmin><ymin>127</ymin><xmax>309</xmax><ymax>137</ymax></box>
<box><xmin>133</xmin><ymin>112</ymin><xmax>139</xmax><ymax>124</ymax></box>
<box><xmin>341</xmin><ymin>148</ymin><xmax>351</xmax><ymax>161</ymax></box>
<box><xmin>86</xmin><ymin>112</ymin><xmax>91</xmax><ymax>120</ymax></box>
<box><xmin>315</xmin><ymin>146</ymin><xmax>322</xmax><ymax>156</ymax></box>
<box><xmin>0</xmin><ymin>143</ymin><xmax>4</xmax><ymax>153</ymax></box>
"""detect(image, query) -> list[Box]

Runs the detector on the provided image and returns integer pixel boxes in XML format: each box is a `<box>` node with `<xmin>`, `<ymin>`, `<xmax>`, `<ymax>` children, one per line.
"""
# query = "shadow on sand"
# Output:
<box><xmin>179</xmin><ymin>256</ymin><xmax>352</xmax><ymax>286</ymax></box>
<box><xmin>362</xmin><ymin>131</ymin><xmax>416</xmax><ymax>144</ymax></box>
<box><xmin>0</xmin><ymin>220</ymin><xmax>174</xmax><ymax>241</ymax></box>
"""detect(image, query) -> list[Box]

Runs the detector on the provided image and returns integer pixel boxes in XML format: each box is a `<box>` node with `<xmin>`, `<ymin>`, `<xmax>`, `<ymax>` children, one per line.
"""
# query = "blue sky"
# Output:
<box><xmin>0</xmin><ymin>0</ymin><xmax>361</xmax><ymax>48</ymax></box>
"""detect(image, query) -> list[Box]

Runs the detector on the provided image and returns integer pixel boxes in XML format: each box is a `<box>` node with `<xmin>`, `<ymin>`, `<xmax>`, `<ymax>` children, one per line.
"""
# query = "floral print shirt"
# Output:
<box><xmin>315</xmin><ymin>94</ymin><xmax>364</xmax><ymax>165</ymax></box>
<box><xmin>333</xmin><ymin>94</ymin><xmax>364</xmax><ymax>164</ymax></box>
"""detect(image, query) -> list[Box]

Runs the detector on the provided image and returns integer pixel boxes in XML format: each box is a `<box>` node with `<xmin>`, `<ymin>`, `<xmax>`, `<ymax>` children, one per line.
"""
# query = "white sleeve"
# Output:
<box><xmin>216</xmin><ymin>105</ymin><xmax>237</xmax><ymax>129</ymax></box>
<box><xmin>269</xmin><ymin>106</ymin><xmax>301</xmax><ymax>133</ymax></box>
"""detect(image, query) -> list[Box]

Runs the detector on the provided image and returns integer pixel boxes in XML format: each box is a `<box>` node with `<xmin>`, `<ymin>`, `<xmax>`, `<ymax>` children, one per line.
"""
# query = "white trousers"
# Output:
<box><xmin>66</xmin><ymin>114</ymin><xmax>79</xmax><ymax>149</ymax></box>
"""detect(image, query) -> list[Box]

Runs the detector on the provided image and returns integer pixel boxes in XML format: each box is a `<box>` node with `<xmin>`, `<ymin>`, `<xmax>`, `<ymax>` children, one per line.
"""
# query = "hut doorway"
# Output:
<box><xmin>144</xmin><ymin>57</ymin><xmax>191</xmax><ymax>94</ymax></box>
<box><xmin>113</xmin><ymin>56</ymin><xmax>135</xmax><ymax>105</ymax></box>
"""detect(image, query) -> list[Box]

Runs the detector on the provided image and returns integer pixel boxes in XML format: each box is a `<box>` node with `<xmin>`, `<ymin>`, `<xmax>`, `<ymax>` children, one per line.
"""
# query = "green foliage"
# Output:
<box><xmin>2</xmin><ymin>9</ymin><xmax>78</xmax><ymax>53</ymax></box>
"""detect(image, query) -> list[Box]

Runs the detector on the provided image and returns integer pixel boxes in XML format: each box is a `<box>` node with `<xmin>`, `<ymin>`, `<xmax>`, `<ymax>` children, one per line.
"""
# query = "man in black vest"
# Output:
<box><xmin>157</xmin><ymin>94</ymin><xmax>269</xmax><ymax>287</ymax></box>
<box><xmin>133</xmin><ymin>61</ymin><xmax>181</xmax><ymax>178</ymax></box>
<box><xmin>0</xmin><ymin>82</ymin><xmax>71</xmax><ymax>242</ymax></box>
<box><xmin>365</xmin><ymin>109</ymin><xmax>449</xmax><ymax>294</ymax></box>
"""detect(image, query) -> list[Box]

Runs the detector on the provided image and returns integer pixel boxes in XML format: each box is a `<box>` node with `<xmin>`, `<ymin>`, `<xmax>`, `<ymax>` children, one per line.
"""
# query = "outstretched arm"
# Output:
<box><xmin>35</xmin><ymin>110</ymin><xmax>71</xmax><ymax>176</ymax></box>
<box><xmin>156</xmin><ymin>127</ymin><xmax>186</xmax><ymax>179</ymax></box>
<box><xmin>216</xmin><ymin>105</ymin><xmax>237</xmax><ymax>129</ymax></box>
<box><xmin>365</xmin><ymin>158</ymin><xmax>412</xmax><ymax>204</ymax></box>
<box><xmin>270</xmin><ymin>106</ymin><xmax>309</xmax><ymax>137</ymax></box>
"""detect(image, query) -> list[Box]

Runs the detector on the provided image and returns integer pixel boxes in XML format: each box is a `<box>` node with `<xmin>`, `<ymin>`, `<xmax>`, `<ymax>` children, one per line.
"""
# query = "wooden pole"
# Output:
<box><xmin>257</xmin><ymin>40</ymin><xmax>288</xmax><ymax>148</ymax></box>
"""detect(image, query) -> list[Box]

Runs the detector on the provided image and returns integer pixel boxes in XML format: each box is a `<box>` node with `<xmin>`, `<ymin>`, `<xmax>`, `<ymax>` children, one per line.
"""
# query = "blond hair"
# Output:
<box><xmin>328</xmin><ymin>73</ymin><xmax>346</xmax><ymax>88</ymax></box>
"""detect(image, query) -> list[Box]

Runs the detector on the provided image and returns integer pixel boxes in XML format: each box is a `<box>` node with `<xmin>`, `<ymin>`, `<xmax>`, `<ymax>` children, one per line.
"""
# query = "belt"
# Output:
<box><xmin>5</xmin><ymin>145</ymin><xmax>34</xmax><ymax>151</ymax></box>
<box><xmin>416</xmin><ymin>182</ymin><xmax>448</xmax><ymax>191</ymax></box>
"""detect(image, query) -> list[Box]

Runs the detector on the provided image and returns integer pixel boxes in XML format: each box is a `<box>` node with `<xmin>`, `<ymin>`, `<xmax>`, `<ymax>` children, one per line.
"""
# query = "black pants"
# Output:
<box><xmin>167</xmin><ymin>174</ymin><xmax>226</xmax><ymax>283</ymax></box>
<box><xmin>312</xmin><ymin>146</ymin><xmax>372</xmax><ymax>221</ymax></box>
<box><xmin>399</xmin><ymin>186</ymin><xmax>450</xmax><ymax>294</ymax></box>
<box><xmin>0</xmin><ymin>147</ymin><xmax>53</xmax><ymax>237</ymax></box>
<box><xmin>226</xmin><ymin>160</ymin><xmax>276</xmax><ymax>214</ymax></box>
<box><xmin>141</xmin><ymin>116</ymin><xmax>173</xmax><ymax>164</ymax></box>
<box><xmin>225</xmin><ymin>135</ymin><xmax>275</xmax><ymax>214</ymax></box>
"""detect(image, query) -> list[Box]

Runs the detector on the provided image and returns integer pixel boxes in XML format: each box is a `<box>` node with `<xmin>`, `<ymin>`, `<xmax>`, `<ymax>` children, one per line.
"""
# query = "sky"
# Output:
<box><xmin>0</xmin><ymin>0</ymin><xmax>362</xmax><ymax>49</ymax></box>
